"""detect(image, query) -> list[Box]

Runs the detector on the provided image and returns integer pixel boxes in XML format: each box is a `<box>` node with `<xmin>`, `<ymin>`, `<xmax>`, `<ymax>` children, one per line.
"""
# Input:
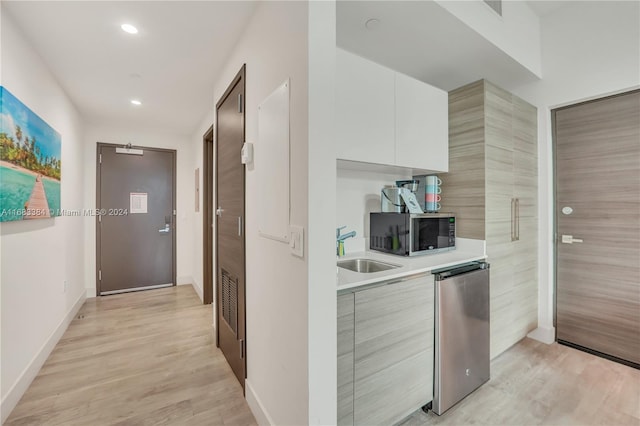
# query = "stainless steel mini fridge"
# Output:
<box><xmin>432</xmin><ymin>262</ymin><xmax>490</xmax><ymax>415</ymax></box>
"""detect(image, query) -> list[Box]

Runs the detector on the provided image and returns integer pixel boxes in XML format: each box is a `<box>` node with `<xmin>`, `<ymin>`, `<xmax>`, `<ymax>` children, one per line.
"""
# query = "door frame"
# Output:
<box><xmin>95</xmin><ymin>142</ymin><xmax>177</xmax><ymax>296</ymax></box>
<box><xmin>214</xmin><ymin>64</ymin><xmax>246</xmax><ymax>358</ymax></box>
<box><xmin>203</xmin><ymin>126</ymin><xmax>214</xmax><ymax>304</ymax></box>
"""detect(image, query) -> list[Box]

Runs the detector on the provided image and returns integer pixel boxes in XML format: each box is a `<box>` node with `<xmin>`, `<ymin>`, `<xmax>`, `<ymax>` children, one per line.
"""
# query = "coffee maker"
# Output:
<box><xmin>380</xmin><ymin>180</ymin><xmax>423</xmax><ymax>213</ymax></box>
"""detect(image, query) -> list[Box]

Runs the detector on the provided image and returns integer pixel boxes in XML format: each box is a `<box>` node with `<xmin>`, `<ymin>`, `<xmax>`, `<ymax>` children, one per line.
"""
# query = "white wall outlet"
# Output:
<box><xmin>289</xmin><ymin>225</ymin><xmax>304</xmax><ymax>258</ymax></box>
<box><xmin>64</xmin><ymin>280</ymin><xmax>68</xmax><ymax>292</ymax></box>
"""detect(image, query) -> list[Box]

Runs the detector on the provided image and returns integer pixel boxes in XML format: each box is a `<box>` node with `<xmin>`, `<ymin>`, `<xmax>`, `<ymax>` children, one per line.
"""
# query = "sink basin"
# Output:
<box><xmin>338</xmin><ymin>258</ymin><xmax>401</xmax><ymax>273</ymax></box>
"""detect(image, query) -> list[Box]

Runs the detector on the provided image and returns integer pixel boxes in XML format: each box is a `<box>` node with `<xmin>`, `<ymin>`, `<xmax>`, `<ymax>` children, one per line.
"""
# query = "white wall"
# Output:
<box><xmin>193</xmin><ymin>2</ymin><xmax>310</xmax><ymax>424</ymax></box>
<box><xmin>336</xmin><ymin>168</ymin><xmax>410</xmax><ymax>253</ymax></box>
<box><xmin>0</xmin><ymin>11</ymin><xmax>86</xmax><ymax>422</ymax></box>
<box><xmin>307</xmin><ymin>2</ymin><xmax>337</xmax><ymax>424</ymax></box>
<box><xmin>435</xmin><ymin>0</ymin><xmax>542</xmax><ymax>78</ymax></box>
<box><xmin>82</xmin><ymin>124</ymin><xmax>196</xmax><ymax>297</ymax></box>
<box><xmin>512</xmin><ymin>0</ymin><xmax>640</xmax><ymax>343</ymax></box>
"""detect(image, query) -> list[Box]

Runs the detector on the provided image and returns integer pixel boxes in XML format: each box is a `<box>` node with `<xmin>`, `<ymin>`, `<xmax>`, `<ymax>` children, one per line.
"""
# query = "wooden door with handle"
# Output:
<box><xmin>216</xmin><ymin>65</ymin><xmax>247</xmax><ymax>388</ymax></box>
<box><xmin>554</xmin><ymin>89</ymin><xmax>640</xmax><ymax>366</ymax></box>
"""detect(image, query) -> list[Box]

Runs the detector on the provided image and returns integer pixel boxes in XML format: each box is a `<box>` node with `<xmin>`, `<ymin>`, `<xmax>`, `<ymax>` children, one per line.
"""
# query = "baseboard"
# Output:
<box><xmin>1</xmin><ymin>290</ymin><xmax>86</xmax><ymax>423</ymax></box>
<box><xmin>191</xmin><ymin>280</ymin><xmax>203</xmax><ymax>302</ymax></box>
<box><xmin>246</xmin><ymin>379</ymin><xmax>275</xmax><ymax>426</ymax></box>
<box><xmin>85</xmin><ymin>287</ymin><xmax>97</xmax><ymax>298</ymax></box>
<box><xmin>527</xmin><ymin>326</ymin><xmax>555</xmax><ymax>344</ymax></box>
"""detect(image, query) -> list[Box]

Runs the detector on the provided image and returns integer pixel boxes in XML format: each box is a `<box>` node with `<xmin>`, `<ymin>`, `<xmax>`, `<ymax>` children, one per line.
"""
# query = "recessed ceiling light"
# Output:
<box><xmin>130</xmin><ymin>99</ymin><xmax>142</xmax><ymax>106</ymax></box>
<box><xmin>365</xmin><ymin>18</ymin><xmax>380</xmax><ymax>30</ymax></box>
<box><xmin>121</xmin><ymin>24</ymin><xmax>138</xmax><ymax>34</ymax></box>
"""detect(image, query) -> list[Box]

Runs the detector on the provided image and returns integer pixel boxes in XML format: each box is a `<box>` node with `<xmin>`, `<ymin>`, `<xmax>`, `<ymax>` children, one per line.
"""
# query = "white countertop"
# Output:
<box><xmin>337</xmin><ymin>239</ymin><xmax>486</xmax><ymax>291</ymax></box>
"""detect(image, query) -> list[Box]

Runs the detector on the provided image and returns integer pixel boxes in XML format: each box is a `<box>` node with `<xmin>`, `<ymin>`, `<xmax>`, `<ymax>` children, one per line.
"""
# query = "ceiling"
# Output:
<box><xmin>3</xmin><ymin>1</ymin><xmax>257</xmax><ymax>135</ymax></box>
<box><xmin>336</xmin><ymin>1</ymin><xmax>580</xmax><ymax>92</ymax></box>
<box><xmin>337</xmin><ymin>1</ymin><xmax>542</xmax><ymax>93</ymax></box>
<box><xmin>526</xmin><ymin>0</ymin><xmax>569</xmax><ymax>17</ymax></box>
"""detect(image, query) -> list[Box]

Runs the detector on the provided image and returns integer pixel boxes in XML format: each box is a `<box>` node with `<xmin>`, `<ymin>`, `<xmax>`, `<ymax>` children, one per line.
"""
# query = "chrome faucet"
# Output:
<box><xmin>336</xmin><ymin>226</ymin><xmax>356</xmax><ymax>257</ymax></box>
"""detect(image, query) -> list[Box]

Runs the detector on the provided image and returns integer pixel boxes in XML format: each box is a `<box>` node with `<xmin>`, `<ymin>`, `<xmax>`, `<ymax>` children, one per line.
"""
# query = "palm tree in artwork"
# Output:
<box><xmin>15</xmin><ymin>125</ymin><xmax>23</xmax><ymax>149</ymax></box>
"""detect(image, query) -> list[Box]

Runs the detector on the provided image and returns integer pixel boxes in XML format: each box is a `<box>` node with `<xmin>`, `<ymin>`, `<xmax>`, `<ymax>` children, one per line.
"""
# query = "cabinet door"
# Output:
<box><xmin>395</xmin><ymin>72</ymin><xmax>449</xmax><ymax>172</ymax></box>
<box><xmin>484</xmin><ymin>82</ymin><xmax>516</xmax><ymax>358</ymax></box>
<box><xmin>337</xmin><ymin>293</ymin><xmax>355</xmax><ymax>426</ymax></box>
<box><xmin>511</xmin><ymin>96</ymin><xmax>538</xmax><ymax>341</ymax></box>
<box><xmin>354</xmin><ymin>276</ymin><xmax>434</xmax><ymax>425</ymax></box>
<box><xmin>336</xmin><ymin>49</ymin><xmax>395</xmax><ymax>165</ymax></box>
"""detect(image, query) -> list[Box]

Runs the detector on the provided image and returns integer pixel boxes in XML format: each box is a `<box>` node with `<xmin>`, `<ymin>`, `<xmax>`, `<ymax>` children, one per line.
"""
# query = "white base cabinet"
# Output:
<box><xmin>337</xmin><ymin>274</ymin><xmax>434</xmax><ymax>425</ymax></box>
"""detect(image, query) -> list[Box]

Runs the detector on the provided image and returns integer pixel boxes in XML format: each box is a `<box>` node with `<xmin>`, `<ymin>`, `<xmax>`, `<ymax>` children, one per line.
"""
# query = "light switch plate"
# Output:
<box><xmin>289</xmin><ymin>225</ymin><xmax>304</xmax><ymax>258</ymax></box>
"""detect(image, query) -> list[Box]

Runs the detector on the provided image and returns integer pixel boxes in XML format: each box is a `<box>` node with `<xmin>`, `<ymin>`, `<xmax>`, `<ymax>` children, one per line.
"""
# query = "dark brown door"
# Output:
<box><xmin>203</xmin><ymin>126</ymin><xmax>214</xmax><ymax>305</ymax></box>
<box><xmin>216</xmin><ymin>65</ymin><xmax>246</xmax><ymax>387</ymax></box>
<box><xmin>554</xmin><ymin>90</ymin><xmax>640</xmax><ymax>365</ymax></box>
<box><xmin>97</xmin><ymin>144</ymin><xmax>176</xmax><ymax>295</ymax></box>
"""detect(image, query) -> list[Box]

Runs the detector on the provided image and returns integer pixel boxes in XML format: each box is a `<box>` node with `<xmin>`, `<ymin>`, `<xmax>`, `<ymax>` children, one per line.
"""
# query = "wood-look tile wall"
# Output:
<box><xmin>441</xmin><ymin>80</ymin><xmax>538</xmax><ymax>359</ymax></box>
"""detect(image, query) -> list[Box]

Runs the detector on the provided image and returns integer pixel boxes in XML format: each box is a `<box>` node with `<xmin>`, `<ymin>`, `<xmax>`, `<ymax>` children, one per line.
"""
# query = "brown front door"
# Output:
<box><xmin>96</xmin><ymin>144</ymin><xmax>176</xmax><ymax>295</ymax></box>
<box><xmin>554</xmin><ymin>90</ymin><xmax>640</xmax><ymax>365</ymax></box>
<box><xmin>216</xmin><ymin>65</ymin><xmax>246</xmax><ymax>387</ymax></box>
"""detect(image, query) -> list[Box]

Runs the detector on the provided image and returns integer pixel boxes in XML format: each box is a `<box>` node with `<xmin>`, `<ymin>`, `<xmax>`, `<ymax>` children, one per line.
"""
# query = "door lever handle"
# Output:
<box><xmin>159</xmin><ymin>224</ymin><xmax>170</xmax><ymax>233</ymax></box>
<box><xmin>216</xmin><ymin>207</ymin><xmax>224</xmax><ymax>217</ymax></box>
<box><xmin>561</xmin><ymin>235</ymin><xmax>583</xmax><ymax>244</ymax></box>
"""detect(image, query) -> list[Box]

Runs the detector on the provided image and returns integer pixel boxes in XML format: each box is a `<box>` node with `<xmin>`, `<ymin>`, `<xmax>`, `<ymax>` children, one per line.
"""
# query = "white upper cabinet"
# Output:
<box><xmin>336</xmin><ymin>48</ymin><xmax>449</xmax><ymax>173</ymax></box>
<box><xmin>395</xmin><ymin>72</ymin><xmax>449</xmax><ymax>172</ymax></box>
<box><xmin>336</xmin><ymin>48</ymin><xmax>395</xmax><ymax>165</ymax></box>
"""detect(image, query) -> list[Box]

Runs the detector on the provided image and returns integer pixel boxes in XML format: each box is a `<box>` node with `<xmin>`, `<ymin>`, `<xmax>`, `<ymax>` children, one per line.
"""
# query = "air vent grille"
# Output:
<box><xmin>483</xmin><ymin>0</ymin><xmax>502</xmax><ymax>16</ymax></box>
<box><xmin>221</xmin><ymin>269</ymin><xmax>238</xmax><ymax>335</ymax></box>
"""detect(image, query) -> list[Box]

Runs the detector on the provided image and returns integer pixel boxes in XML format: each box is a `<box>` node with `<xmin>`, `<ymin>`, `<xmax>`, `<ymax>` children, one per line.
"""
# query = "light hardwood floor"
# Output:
<box><xmin>8</xmin><ymin>286</ymin><xmax>639</xmax><ymax>426</ymax></box>
<box><xmin>6</xmin><ymin>286</ymin><xmax>257</xmax><ymax>426</ymax></box>
<box><xmin>402</xmin><ymin>338</ymin><xmax>640</xmax><ymax>426</ymax></box>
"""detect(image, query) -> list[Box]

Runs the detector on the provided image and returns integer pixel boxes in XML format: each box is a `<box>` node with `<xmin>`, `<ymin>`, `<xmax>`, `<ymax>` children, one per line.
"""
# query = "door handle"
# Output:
<box><xmin>561</xmin><ymin>235</ymin><xmax>583</xmax><ymax>244</ymax></box>
<box><xmin>515</xmin><ymin>198</ymin><xmax>520</xmax><ymax>241</ymax></box>
<box><xmin>511</xmin><ymin>198</ymin><xmax>516</xmax><ymax>242</ymax></box>
<box><xmin>216</xmin><ymin>207</ymin><xmax>224</xmax><ymax>217</ymax></box>
<box><xmin>159</xmin><ymin>224</ymin><xmax>170</xmax><ymax>233</ymax></box>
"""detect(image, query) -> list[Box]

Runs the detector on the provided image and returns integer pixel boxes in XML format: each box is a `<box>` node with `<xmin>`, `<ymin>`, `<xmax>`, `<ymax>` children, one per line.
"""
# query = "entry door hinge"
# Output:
<box><xmin>98</xmin><ymin>270</ymin><xmax>102</xmax><ymax>281</ymax></box>
<box><xmin>99</xmin><ymin>154</ymin><xmax>102</xmax><ymax>164</ymax></box>
<box><xmin>239</xmin><ymin>339</ymin><xmax>245</xmax><ymax>359</ymax></box>
<box><xmin>98</xmin><ymin>214</ymin><xmax>102</xmax><ymax>223</ymax></box>
<box><xmin>238</xmin><ymin>93</ymin><xmax>243</xmax><ymax>113</ymax></box>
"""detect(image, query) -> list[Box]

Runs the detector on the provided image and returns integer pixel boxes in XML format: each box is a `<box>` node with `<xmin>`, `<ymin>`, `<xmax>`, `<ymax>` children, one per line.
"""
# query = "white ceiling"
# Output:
<box><xmin>3</xmin><ymin>1</ymin><xmax>257</xmax><ymax>135</ymax></box>
<box><xmin>526</xmin><ymin>0</ymin><xmax>569</xmax><ymax>17</ymax></box>
<box><xmin>337</xmin><ymin>1</ymin><xmax>541</xmax><ymax>93</ymax></box>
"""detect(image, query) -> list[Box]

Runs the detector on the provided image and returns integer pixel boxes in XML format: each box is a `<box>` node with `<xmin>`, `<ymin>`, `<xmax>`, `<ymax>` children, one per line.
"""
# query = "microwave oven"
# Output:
<box><xmin>369</xmin><ymin>212</ymin><xmax>455</xmax><ymax>256</ymax></box>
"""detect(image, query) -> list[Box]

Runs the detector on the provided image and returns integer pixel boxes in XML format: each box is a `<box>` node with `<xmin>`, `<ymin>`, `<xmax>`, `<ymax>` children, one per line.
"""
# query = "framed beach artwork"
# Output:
<box><xmin>0</xmin><ymin>86</ymin><xmax>61</xmax><ymax>222</ymax></box>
